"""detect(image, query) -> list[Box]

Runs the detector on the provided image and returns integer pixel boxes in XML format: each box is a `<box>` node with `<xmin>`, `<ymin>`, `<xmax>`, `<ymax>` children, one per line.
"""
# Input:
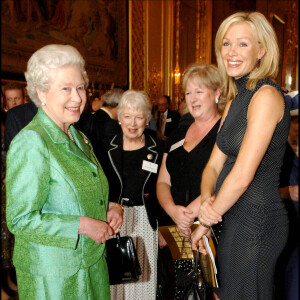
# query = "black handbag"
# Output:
<box><xmin>183</xmin><ymin>248</ymin><xmax>207</xmax><ymax>300</ymax></box>
<box><xmin>106</xmin><ymin>232</ymin><xmax>141</xmax><ymax>285</ymax></box>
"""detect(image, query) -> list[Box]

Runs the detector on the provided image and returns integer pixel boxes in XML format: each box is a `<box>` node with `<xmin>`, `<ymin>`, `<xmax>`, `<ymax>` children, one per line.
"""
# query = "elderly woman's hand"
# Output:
<box><xmin>107</xmin><ymin>202</ymin><xmax>124</xmax><ymax>234</ymax></box>
<box><xmin>79</xmin><ymin>216</ymin><xmax>114</xmax><ymax>244</ymax></box>
<box><xmin>198</xmin><ymin>196</ymin><xmax>222</xmax><ymax>226</ymax></box>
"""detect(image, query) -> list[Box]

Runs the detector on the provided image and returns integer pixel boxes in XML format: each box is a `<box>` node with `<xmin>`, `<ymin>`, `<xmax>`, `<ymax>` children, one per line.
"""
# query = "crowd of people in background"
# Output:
<box><xmin>1</xmin><ymin>10</ymin><xmax>298</xmax><ymax>300</ymax></box>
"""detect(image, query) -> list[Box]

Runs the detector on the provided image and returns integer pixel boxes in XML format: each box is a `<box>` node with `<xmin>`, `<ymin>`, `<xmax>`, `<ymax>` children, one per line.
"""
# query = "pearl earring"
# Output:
<box><xmin>41</xmin><ymin>102</ymin><xmax>45</xmax><ymax>106</ymax></box>
<box><xmin>215</xmin><ymin>98</ymin><xmax>219</xmax><ymax>104</ymax></box>
<box><xmin>118</xmin><ymin>121</ymin><xmax>121</xmax><ymax>125</ymax></box>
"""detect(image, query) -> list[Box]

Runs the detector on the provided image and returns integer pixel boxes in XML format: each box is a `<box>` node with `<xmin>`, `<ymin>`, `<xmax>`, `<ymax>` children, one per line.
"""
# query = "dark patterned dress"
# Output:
<box><xmin>215</xmin><ymin>75</ymin><xmax>290</xmax><ymax>300</ymax></box>
<box><xmin>1</xmin><ymin>132</ymin><xmax>14</xmax><ymax>269</ymax></box>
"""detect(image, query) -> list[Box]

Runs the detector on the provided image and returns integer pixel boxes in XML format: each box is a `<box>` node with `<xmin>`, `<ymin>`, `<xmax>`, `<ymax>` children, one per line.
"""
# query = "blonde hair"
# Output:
<box><xmin>25</xmin><ymin>44</ymin><xmax>89</xmax><ymax>107</ymax></box>
<box><xmin>182</xmin><ymin>63</ymin><xmax>222</xmax><ymax>92</ymax></box>
<box><xmin>182</xmin><ymin>63</ymin><xmax>224</xmax><ymax>111</ymax></box>
<box><xmin>215</xmin><ymin>11</ymin><xmax>279</xmax><ymax>101</ymax></box>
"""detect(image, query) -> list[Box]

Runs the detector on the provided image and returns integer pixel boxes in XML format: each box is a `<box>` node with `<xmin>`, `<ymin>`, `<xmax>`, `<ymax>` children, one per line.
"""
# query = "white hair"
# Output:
<box><xmin>103</xmin><ymin>88</ymin><xmax>124</xmax><ymax>108</ymax></box>
<box><xmin>25</xmin><ymin>44</ymin><xmax>89</xmax><ymax>106</ymax></box>
<box><xmin>118</xmin><ymin>90</ymin><xmax>152</xmax><ymax>122</ymax></box>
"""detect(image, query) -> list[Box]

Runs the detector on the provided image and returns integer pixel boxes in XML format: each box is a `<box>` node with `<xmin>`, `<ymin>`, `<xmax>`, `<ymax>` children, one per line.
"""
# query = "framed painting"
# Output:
<box><xmin>1</xmin><ymin>0</ymin><xmax>128</xmax><ymax>88</ymax></box>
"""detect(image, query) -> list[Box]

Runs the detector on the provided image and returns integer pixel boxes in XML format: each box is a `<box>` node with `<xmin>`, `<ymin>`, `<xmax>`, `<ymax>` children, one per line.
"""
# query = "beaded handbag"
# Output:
<box><xmin>174</xmin><ymin>238</ymin><xmax>209</xmax><ymax>300</ymax></box>
<box><xmin>159</xmin><ymin>224</ymin><xmax>221</xmax><ymax>299</ymax></box>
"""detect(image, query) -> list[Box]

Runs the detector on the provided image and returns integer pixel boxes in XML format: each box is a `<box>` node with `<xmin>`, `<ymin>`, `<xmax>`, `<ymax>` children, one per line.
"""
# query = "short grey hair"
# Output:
<box><xmin>25</xmin><ymin>44</ymin><xmax>89</xmax><ymax>107</ymax></box>
<box><xmin>118</xmin><ymin>90</ymin><xmax>152</xmax><ymax>122</ymax></box>
<box><xmin>103</xmin><ymin>88</ymin><xmax>124</xmax><ymax>108</ymax></box>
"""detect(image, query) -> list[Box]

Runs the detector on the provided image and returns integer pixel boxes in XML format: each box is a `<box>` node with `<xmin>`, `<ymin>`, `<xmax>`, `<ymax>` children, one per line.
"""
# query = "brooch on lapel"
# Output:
<box><xmin>82</xmin><ymin>137</ymin><xmax>92</xmax><ymax>153</ymax></box>
<box><xmin>147</xmin><ymin>154</ymin><xmax>153</xmax><ymax>160</ymax></box>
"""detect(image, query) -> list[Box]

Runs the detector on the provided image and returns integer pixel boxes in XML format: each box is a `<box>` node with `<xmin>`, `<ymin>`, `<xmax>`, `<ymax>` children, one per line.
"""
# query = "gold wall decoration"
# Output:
<box><xmin>129</xmin><ymin>0</ymin><xmax>145</xmax><ymax>91</ymax></box>
<box><xmin>173</xmin><ymin>0</ymin><xmax>181</xmax><ymax>110</ymax></box>
<box><xmin>196</xmin><ymin>0</ymin><xmax>212</xmax><ymax>64</ymax></box>
<box><xmin>146</xmin><ymin>64</ymin><xmax>162</xmax><ymax>105</ymax></box>
<box><xmin>163</xmin><ymin>0</ymin><xmax>174</xmax><ymax>101</ymax></box>
<box><xmin>199</xmin><ymin>0</ymin><xmax>206</xmax><ymax>63</ymax></box>
<box><xmin>285</xmin><ymin>0</ymin><xmax>298</xmax><ymax>91</ymax></box>
<box><xmin>195</xmin><ymin>0</ymin><xmax>201</xmax><ymax>61</ymax></box>
<box><xmin>173</xmin><ymin>0</ymin><xmax>212</xmax><ymax>107</ymax></box>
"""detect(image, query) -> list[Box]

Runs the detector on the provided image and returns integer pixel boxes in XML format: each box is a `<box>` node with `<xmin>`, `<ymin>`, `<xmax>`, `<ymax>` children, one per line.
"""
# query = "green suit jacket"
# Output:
<box><xmin>6</xmin><ymin>108</ymin><xmax>109</xmax><ymax>277</ymax></box>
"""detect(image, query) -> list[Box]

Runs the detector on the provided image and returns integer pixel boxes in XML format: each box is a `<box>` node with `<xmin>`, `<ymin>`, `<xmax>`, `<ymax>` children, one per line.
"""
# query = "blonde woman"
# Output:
<box><xmin>191</xmin><ymin>12</ymin><xmax>290</xmax><ymax>300</ymax></box>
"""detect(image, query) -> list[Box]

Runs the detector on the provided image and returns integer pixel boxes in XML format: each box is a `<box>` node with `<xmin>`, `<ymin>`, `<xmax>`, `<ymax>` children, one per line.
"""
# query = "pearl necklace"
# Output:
<box><xmin>126</xmin><ymin>134</ymin><xmax>144</xmax><ymax>151</ymax></box>
<box><xmin>67</xmin><ymin>128</ymin><xmax>74</xmax><ymax>142</ymax></box>
<box><xmin>136</xmin><ymin>134</ymin><xmax>144</xmax><ymax>150</ymax></box>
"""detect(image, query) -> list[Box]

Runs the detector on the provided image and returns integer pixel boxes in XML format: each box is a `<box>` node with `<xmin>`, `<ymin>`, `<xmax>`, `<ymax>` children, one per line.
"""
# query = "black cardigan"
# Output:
<box><xmin>105</xmin><ymin>132</ymin><xmax>164</xmax><ymax>230</ymax></box>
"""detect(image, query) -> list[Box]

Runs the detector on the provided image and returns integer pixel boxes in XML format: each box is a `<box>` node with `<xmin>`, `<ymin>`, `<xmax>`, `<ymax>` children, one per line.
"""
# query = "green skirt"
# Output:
<box><xmin>16</xmin><ymin>255</ymin><xmax>110</xmax><ymax>300</ymax></box>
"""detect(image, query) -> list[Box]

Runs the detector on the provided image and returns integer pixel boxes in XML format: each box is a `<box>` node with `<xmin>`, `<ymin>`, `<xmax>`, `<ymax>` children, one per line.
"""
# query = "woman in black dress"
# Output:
<box><xmin>156</xmin><ymin>63</ymin><xmax>223</xmax><ymax>298</ymax></box>
<box><xmin>191</xmin><ymin>12</ymin><xmax>290</xmax><ymax>300</ymax></box>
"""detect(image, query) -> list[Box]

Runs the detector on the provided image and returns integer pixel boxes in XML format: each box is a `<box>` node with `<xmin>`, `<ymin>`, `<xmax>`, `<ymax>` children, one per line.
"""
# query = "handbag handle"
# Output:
<box><xmin>115</xmin><ymin>232</ymin><xmax>121</xmax><ymax>243</ymax></box>
<box><xmin>194</xmin><ymin>246</ymin><xmax>200</xmax><ymax>275</ymax></box>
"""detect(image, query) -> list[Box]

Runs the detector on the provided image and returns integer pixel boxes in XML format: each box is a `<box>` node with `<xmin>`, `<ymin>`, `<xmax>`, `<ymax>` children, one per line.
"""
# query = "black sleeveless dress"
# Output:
<box><xmin>164</xmin><ymin>120</ymin><xmax>220</xmax><ymax>299</ymax></box>
<box><xmin>166</xmin><ymin>120</ymin><xmax>220</xmax><ymax>222</ymax></box>
<box><xmin>215</xmin><ymin>75</ymin><xmax>290</xmax><ymax>300</ymax></box>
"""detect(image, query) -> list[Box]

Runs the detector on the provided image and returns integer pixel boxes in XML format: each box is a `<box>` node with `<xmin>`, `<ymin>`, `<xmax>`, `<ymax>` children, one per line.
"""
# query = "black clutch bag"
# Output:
<box><xmin>106</xmin><ymin>233</ymin><xmax>141</xmax><ymax>285</ymax></box>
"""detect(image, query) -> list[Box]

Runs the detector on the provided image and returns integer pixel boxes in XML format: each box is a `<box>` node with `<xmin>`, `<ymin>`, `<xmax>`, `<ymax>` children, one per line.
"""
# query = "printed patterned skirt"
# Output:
<box><xmin>110</xmin><ymin>205</ymin><xmax>158</xmax><ymax>300</ymax></box>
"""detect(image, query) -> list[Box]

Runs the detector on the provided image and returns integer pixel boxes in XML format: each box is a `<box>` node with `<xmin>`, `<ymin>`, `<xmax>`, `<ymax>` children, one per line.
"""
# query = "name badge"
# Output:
<box><xmin>166</xmin><ymin>118</ymin><xmax>172</xmax><ymax>123</ymax></box>
<box><xmin>142</xmin><ymin>160</ymin><xmax>158</xmax><ymax>173</ymax></box>
<box><xmin>169</xmin><ymin>139</ymin><xmax>185</xmax><ymax>152</ymax></box>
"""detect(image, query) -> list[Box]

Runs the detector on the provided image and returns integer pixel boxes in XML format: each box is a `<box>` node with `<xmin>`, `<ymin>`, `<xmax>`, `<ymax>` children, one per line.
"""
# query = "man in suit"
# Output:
<box><xmin>79</xmin><ymin>88</ymin><xmax>123</xmax><ymax>176</ymax></box>
<box><xmin>156</xmin><ymin>95</ymin><xmax>180</xmax><ymax>140</ymax></box>
<box><xmin>4</xmin><ymin>100</ymin><xmax>38</xmax><ymax>151</ymax></box>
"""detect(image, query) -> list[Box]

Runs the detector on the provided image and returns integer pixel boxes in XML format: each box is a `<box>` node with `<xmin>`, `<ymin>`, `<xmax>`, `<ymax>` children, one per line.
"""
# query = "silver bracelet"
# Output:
<box><xmin>199</xmin><ymin>220</ymin><xmax>211</xmax><ymax>229</ymax></box>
